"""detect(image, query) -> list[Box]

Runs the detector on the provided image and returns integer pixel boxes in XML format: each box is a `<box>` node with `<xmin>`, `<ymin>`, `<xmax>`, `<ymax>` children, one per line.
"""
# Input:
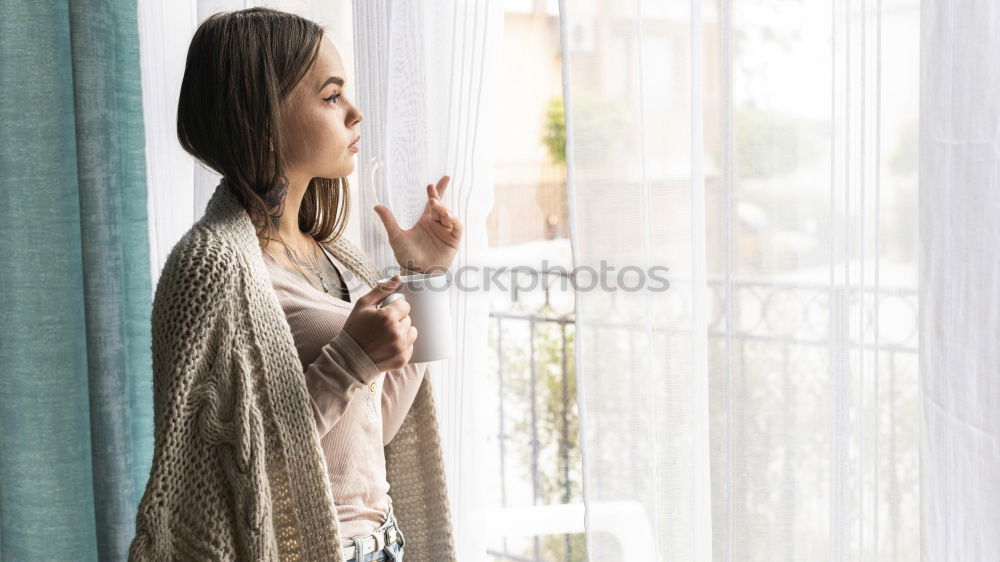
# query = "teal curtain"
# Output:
<box><xmin>0</xmin><ymin>0</ymin><xmax>154</xmax><ymax>560</ymax></box>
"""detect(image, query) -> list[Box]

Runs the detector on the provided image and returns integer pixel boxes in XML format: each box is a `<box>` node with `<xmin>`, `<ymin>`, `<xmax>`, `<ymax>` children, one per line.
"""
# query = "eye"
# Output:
<box><xmin>324</xmin><ymin>92</ymin><xmax>341</xmax><ymax>104</ymax></box>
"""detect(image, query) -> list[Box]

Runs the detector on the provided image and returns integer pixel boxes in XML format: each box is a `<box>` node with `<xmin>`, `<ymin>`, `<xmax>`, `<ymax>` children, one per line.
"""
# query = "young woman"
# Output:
<box><xmin>129</xmin><ymin>7</ymin><xmax>461</xmax><ymax>561</ymax></box>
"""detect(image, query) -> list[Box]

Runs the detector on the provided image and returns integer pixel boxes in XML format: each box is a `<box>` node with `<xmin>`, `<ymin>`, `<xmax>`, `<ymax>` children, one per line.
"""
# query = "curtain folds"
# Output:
<box><xmin>350</xmin><ymin>0</ymin><xmax>502</xmax><ymax>558</ymax></box>
<box><xmin>559</xmin><ymin>0</ymin><xmax>922</xmax><ymax>559</ymax></box>
<box><xmin>919</xmin><ymin>1</ymin><xmax>1000</xmax><ymax>559</ymax></box>
<box><xmin>5</xmin><ymin>0</ymin><xmax>996</xmax><ymax>559</ymax></box>
<box><xmin>0</xmin><ymin>1</ymin><xmax>154</xmax><ymax>560</ymax></box>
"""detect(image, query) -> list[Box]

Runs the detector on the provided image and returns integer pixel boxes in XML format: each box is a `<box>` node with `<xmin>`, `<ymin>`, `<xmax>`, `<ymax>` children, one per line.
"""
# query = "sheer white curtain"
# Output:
<box><xmin>350</xmin><ymin>0</ymin><xmax>502</xmax><ymax>559</ymax></box>
<box><xmin>139</xmin><ymin>2</ymin><xmax>500</xmax><ymax>560</ymax></box>
<box><xmin>559</xmin><ymin>0</ymin><xmax>921</xmax><ymax>559</ymax></box>
<box><xmin>919</xmin><ymin>1</ymin><xmax>1000</xmax><ymax>559</ymax></box>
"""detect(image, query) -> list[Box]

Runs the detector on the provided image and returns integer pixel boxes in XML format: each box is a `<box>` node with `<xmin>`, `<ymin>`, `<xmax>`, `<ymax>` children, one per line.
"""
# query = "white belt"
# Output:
<box><xmin>341</xmin><ymin>524</ymin><xmax>401</xmax><ymax>560</ymax></box>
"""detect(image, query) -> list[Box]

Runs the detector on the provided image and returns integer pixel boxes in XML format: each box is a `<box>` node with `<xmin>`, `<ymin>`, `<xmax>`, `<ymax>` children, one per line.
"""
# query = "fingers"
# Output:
<box><xmin>359</xmin><ymin>275</ymin><xmax>401</xmax><ymax>307</ymax></box>
<box><xmin>427</xmin><ymin>176</ymin><xmax>450</xmax><ymax>199</ymax></box>
<box><xmin>427</xmin><ymin>184</ymin><xmax>445</xmax><ymax>225</ymax></box>
<box><xmin>381</xmin><ymin>297</ymin><xmax>411</xmax><ymax>322</ymax></box>
<box><xmin>393</xmin><ymin>314</ymin><xmax>417</xmax><ymax>369</ymax></box>
<box><xmin>435</xmin><ymin>175</ymin><xmax>450</xmax><ymax>199</ymax></box>
<box><xmin>428</xmin><ymin>200</ymin><xmax>462</xmax><ymax>244</ymax></box>
<box><xmin>428</xmin><ymin>198</ymin><xmax>456</xmax><ymax>229</ymax></box>
<box><xmin>430</xmin><ymin>219</ymin><xmax>461</xmax><ymax>245</ymax></box>
<box><xmin>373</xmin><ymin>204</ymin><xmax>403</xmax><ymax>239</ymax></box>
<box><xmin>427</xmin><ymin>176</ymin><xmax>452</xmax><ymax>225</ymax></box>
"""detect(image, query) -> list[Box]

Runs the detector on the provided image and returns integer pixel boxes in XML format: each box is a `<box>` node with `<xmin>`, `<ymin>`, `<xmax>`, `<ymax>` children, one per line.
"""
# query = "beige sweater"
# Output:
<box><xmin>262</xmin><ymin>245</ymin><xmax>429</xmax><ymax>538</ymax></box>
<box><xmin>128</xmin><ymin>179</ymin><xmax>456</xmax><ymax>560</ymax></box>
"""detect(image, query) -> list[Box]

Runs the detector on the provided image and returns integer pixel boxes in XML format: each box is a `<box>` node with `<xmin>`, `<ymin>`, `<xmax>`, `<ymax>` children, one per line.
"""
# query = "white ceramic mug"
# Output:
<box><xmin>375</xmin><ymin>272</ymin><xmax>453</xmax><ymax>363</ymax></box>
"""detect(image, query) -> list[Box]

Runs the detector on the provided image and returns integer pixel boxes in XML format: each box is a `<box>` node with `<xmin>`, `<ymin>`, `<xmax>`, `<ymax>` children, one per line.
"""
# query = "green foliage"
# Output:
<box><xmin>488</xmin><ymin>300</ymin><xmax>586</xmax><ymax>561</ymax></box>
<box><xmin>542</xmin><ymin>93</ymin><xmax>631</xmax><ymax>166</ymax></box>
<box><xmin>543</xmin><ymin>96</ymin><xmax>567</xmax><ymax>165</ymax></box>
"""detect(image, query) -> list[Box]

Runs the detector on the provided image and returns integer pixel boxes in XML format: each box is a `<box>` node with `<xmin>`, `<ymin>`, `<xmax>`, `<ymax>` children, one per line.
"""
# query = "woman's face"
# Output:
<box><xmin>279</xmin><ymin>34</ymin><xmax>363</xmax><ymax>180</ymax></box>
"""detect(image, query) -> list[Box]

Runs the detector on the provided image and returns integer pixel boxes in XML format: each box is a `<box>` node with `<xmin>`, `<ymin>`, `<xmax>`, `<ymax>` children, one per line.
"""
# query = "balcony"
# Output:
<box><xmin>482</xmin><ymin>265</ymin><xmax>918</xmax><ymax>561</ymax></box>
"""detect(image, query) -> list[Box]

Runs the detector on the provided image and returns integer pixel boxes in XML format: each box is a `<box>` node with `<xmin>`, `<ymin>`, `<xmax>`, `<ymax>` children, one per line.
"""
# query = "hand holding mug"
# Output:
<box><xmin>341</xmin><ymin>275</ymin><xmax>418</xmax><ymax>371</ymax></box>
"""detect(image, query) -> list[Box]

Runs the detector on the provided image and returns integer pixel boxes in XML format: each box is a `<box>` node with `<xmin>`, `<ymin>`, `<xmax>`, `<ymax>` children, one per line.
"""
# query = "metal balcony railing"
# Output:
<box><xmin>484</xmin><ymin>267</ymin><xmax>918</xmax><ymax>561</ymax></box>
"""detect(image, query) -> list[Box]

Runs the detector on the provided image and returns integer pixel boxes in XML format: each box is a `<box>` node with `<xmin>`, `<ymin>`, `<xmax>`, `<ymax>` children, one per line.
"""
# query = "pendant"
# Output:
<box><xmin>320</xmin><ymin>276</ymin><xmax>331</xmax><ymax>293</ymax></box>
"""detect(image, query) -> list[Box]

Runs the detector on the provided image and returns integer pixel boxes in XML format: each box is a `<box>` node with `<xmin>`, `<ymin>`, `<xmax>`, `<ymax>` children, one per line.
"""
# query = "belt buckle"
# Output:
<box><xmin>342</xmin><ymin>518</ymin><xmax>399</xmax><ymax>560</ymax></box>
<box><xmin>354</xmin><ymin>535</ymin><xmax>375</xmax><ymax>557</ymax></box>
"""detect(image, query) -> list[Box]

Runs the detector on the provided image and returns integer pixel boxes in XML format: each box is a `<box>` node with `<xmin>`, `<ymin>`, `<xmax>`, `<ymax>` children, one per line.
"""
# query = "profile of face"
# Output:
<box><xmin>278</xmin><ymin>33</ymin><xmax>363</xmax><ymax>180</ymax></box>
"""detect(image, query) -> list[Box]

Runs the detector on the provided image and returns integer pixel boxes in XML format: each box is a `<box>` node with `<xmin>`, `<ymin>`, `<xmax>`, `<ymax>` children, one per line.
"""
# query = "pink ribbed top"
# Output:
<box><xmin>261</xmin><ymin>243</ymin><xmax>427</xmax><ymax>538</ymax></box>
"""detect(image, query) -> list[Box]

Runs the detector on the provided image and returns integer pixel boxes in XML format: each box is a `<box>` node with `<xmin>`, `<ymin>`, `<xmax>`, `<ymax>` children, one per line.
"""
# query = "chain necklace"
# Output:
<box><xmin>281</xmin><ymin>237</ymin><xmax>335</xmax><ymax>294</ymax></box>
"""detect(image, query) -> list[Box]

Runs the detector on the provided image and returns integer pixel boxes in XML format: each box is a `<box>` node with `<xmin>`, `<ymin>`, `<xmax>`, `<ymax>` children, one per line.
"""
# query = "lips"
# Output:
<box><xmin>348</xmin><ymin>135</ymin><xmax>360</xmax><ymax>149</ymax></box>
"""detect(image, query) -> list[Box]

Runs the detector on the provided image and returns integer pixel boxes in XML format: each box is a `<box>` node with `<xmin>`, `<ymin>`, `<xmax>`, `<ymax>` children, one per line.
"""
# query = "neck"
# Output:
<box><xmin>268</xmin><ymin>171</ymin><xmax>313</xmax><ymax>246</ymax></box>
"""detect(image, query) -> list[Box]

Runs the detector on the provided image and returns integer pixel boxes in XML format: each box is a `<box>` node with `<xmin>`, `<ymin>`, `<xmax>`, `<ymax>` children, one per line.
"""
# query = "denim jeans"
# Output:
<box><xmin>343</xmin><ymin>504</ymin><xmax>406</xmax><ymax>562</ymax></box>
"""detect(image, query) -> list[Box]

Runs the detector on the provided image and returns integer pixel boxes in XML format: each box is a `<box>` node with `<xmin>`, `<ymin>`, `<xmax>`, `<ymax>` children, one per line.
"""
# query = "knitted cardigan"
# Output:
<box><xmin>128</xmin><ymin>180</ymin><xmax>456</xmax><ymax>561</ymax></box>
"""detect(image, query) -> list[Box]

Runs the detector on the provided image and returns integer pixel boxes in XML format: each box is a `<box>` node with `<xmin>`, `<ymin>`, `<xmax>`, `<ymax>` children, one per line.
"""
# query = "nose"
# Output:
<box><xmin>350</xmin><ymin>106</ymin><xmax>363</xmax><ymax>127</ymax></box>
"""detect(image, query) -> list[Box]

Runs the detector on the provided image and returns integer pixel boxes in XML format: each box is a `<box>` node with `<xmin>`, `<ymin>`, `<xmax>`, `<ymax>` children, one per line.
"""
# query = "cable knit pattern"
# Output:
<box><xmin>128</xmin><ymin>179</ymin><xmax>456</xmax><ymax>561</ymax></box>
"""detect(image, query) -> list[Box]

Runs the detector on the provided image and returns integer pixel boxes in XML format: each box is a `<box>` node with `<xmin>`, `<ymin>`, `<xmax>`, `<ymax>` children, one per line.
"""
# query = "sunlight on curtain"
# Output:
<box><xmin>919</xmin><ymin>1</ymin><xmax>1000</xmax><ymax>559</ymax></box>
<box><xmin>351</xmin><ymin>1</ymin><xmax>503</xmax><ymax>559</ymax></box>
<box><xmin>559</xmin><ymin>0</ymin><xmax>920</xmax><ymax>559</ymax></box>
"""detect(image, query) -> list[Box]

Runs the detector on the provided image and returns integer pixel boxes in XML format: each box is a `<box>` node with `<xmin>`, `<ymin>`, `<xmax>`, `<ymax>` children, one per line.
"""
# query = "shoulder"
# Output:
<box><xmin>153</xmin><ymin>224</ymin><xmax>246</xmax><ymax>316</ymax></box>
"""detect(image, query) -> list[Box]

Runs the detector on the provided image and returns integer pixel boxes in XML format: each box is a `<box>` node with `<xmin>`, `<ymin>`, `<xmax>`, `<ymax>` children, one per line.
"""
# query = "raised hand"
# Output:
<box><xmin>372</xmin><ymin>175</ymin><xmax>462</xmax><ymax>274</ymax></box>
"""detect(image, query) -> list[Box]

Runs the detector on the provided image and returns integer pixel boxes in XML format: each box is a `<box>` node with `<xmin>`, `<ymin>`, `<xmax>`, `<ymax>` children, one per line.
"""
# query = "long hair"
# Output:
<box><xmin>176</xmin><ymin>6</ymin><xmax>350</xmax><ymax>249</ymax></box>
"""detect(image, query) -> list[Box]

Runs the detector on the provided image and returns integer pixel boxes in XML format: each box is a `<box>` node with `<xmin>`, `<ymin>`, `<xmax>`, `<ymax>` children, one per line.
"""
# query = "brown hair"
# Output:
<box><xmin>176</xmin><ymin>6</ymin><xmax>350</xmax><ymax>249</ymax></box>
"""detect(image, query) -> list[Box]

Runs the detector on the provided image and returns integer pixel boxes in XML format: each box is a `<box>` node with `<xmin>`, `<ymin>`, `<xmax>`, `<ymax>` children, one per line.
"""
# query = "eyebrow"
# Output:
<box><xmin>318</xmin><ymin>76</ymin><xmax>344</xmax><ymax>92</ymax></box>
